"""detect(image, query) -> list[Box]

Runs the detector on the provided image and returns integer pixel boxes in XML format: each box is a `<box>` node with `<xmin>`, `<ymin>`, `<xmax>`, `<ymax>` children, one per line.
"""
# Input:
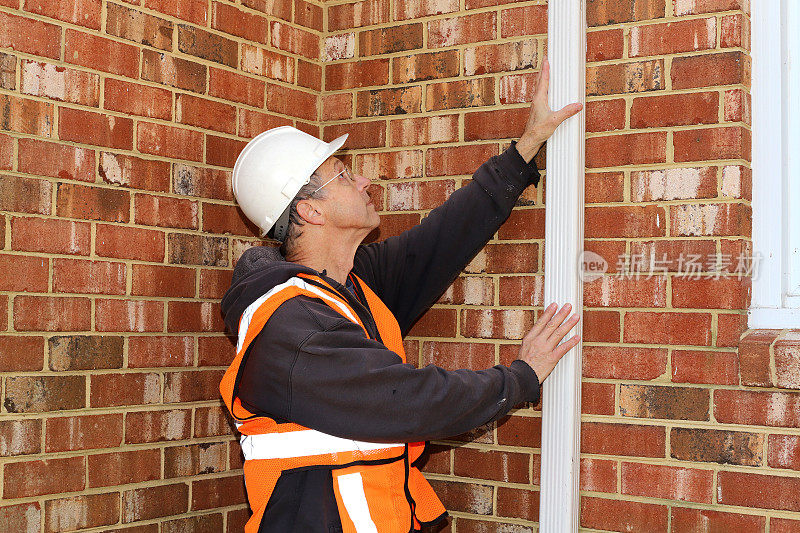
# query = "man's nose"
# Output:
<box><xmin>355</xmin><ymin>172</ymin><xmax>371</xmax><ymax>191</ymax></box>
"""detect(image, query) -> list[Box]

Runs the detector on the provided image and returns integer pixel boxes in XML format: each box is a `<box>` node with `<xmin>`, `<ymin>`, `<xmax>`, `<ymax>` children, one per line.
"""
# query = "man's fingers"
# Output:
<box><xmin>552</xmin><ymin>334</ymin><xmax>581</xmax><ymax>360</ymax></box>
<box><xmin>551</xmin><ymin>103</ymin><xmax>583</xmax><ymax>126</ymax></box>
<box><xmin>550</xmin><ymin>312</ymin><xmax>580</xmax><ymax>344</ymax></box>
<box><xmin>534</xmin><ymin>58</ymin><xmax>550</xmax><ymax>102</ymax></box>
<box><xmin>528</xmin><ymin>302</ymin><xmax>558</xmax><ymax>338</ymax></box>
<box><xmin>543</xmin><ymin>303</ymin><xmax>571</xmax><ymax>336</ymax></box>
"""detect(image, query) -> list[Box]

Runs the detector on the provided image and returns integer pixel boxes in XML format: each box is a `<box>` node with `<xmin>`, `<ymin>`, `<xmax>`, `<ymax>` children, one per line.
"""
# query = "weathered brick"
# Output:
<box><xmin>168</xmin><ymin>233</ymin><xmax>228</xmax><ymax>267</ymax></box>
<box><xmin>145</xmin><ymin>0</ymin><xmax>207</xmax><ymax>24</ymax></box>
<box><xmin>295</xmin><ymin>0</ymin><xmax>323</xmax><ymax>30</ymax></box>
<box><xmin>18</xmin><ymin>138</ymin><xmax>94</xmax><ymax>182</ymax></box>
<box><xmin>427</xmin><ymin>480</ymin><xmax>493</xmax><ymax>515</ymax></box>
<box><xmin>329</xmin><ymin>0</ymin><xmax>389</xmax><ymax>30</ymax></box>
<box><xmin>95</xmin><ymin>299</ymin><xmax>164</xmax><ymax>332</ymax></box>
<box><xmin>466</xmin><ymin>243</ymin><xmax>538</xmax><ymax>274</ymax></box>
<box><xmin>461</xmin><ymin>309</ymin><xmax>534</xmax><ymax>340</ymax></box>
<box><xmin>178</xmin><ymin>25</ymin><xmax>237</xmax><ymax>68</ymax></box>
<box><xmin>428</xmin><ymin>12</ymin><xmax>495</xmax><ymax>48</ymax></box>
<box><xmin>673</xmin><ymin>0</ymin><xmax>746</xmax><ymax>15</ymax></box>
<box><xmin>241</xmin><ymin>44</ymin><xmax>294</xmax><ymax>82</ymax></box>
<box><xmin>173</xmin><ymin>164</ymin><xmax>232</xmax><ymax>201</ymax></box>
<box><xmin>0</xmin><ymin>11</ymin><xmax>61</xmax><ymax>59</ymax></box>
<box><xmin>165</xmin><ymin>442</ymin><xmax>227</xmax><ymax>477</ymax></box>
<box><xmin>53</xmin><ymin>258</ymin><xmax>126</xmax><ymax>295</ymax></box>
<box><xmin>586</xmin><ymin>98</ymin><xmax>626</xmax><ymax>133</ymax></box>
<box><xmin>715</xmin><ymin>390</ymin><xmax>800</xmax><ymax>428</ymax></box>
<box><xmin>583</xmin><ymin>382</ymin><xmax>616</xmax><ymax>415</ymax></box>
<box><xmin>48</xmin><ymin>335</ymin><xmax>123</xmax><ymax>371</ymax></box>
<box><xmin>581</xmin><ymin>497</ymin><xmax>667</xmax><ymax>532</ymax></box>
<box><xmin>135</xmin><ymin>193</ymin><xmax>199</xmax><ymax>229</ymax></box>
<box><xmin>580</xmin><ymin>458</ymin><xmax>617</xmax><ymax>493</ymax></box>
<box><xmin>768</xmin><ymin>434</ymin><xmax>800</xmax><ymax>471</ymax></box>
<box><xmin>620</xmin><ymin>384</ymin><xmax>709</xmax><ymax>420</ymax></box>
<box><xmin>0</xmin><ymin>132</ymin><xmax>12</xmax><ymax>168</ymax></box>
<box><xmin>586</xmin><ymin>0</ymin><xmax>666</xmax><ymax>26</ymax></box>
<box><xmin>211</xmin><ymin>1</ymin><xmax>267</xmax><ymax>43</ymax></box>
<box><xmin>671</xmin><ymin>427</ymin><xmax>763</xmax><ymax>466</ymax></box>
<box><xmin>586</xmin><ymin>132</ymin><xmax>667</xmax><ymax>167</ymax></box>
<box><xmin>191</xmin><ymin>475</ymin><xmax>247</xmax><ymax>510</ymax></box>
<box><xmin>438</xmin><ymin>276</ymin><xmax>493</xmax><ymax>305</ymax></box>
<box><xmin>389</xmin><ymin>115</ymin><xmax>458</xmax><ymax>147</ymax></box>
<box><xmin>88</xmin><ymin>449</ymin><xmax>161</xmax><ymax>488</ymax></box>
<box><xmin>631</xmin><ymin>18</ymin><xmax>716</xmax><ymax>57</ymax></box>
<box><xmin>587</xmin><ymin>28</ymin><xmax>624</xmax><ymax>62</ymax></box>
<box><xmin>0</xmin><ymin>419</ymin><xmax>41</xmax><ymax>456</ymax></box>
<box><xmin>775</xmin><ymin>333</ymin><xmax>800</xmax><ymax>389</ymax></box>
<box><xmin>585</xmin><ymin>205</ymin><xmax>665</xmax><ymax>237</ymax></box>
<box><xmin>393</xmin><ymin>50</ymin><xmax>459</xmax><ymax>84</ymax></box>
<box><xmin>4</xmin><ymin>374</ymin><xmax>85</xmax><ymax>413</ymax></box>
<box><xmin>56</xmin><ymin>182</ymin><xmax>130</xmax><ymax>223</ymax></box>
<box><xmin>167</xmin><ymin>301</ymin><xmax>226</xmax><ymax>332</ymax></box>
<box><xmin>0</xmin><ymin>254</ymin><xmax>49</xmax><ymax>292</ymax></box>
<box><xmin>669</xmin><ymin>203</ymin><xmax>751</xmax><ymax>237</ymax></box>
<box><xmin>206</xmin><ymin>135</ymin><xmax>247</xmax><ymax>168</ymax></box>
<box><xmin>137</xmin><ymin>122</ymin><xmax>204</xmax><ymax>162</ymax></box>
<box><xmin>717</xmin><ymin>471</ymin><xmax>800</xmax><ymax>511</ymax></box>
<box><xmin>90</xmin><ymin>372</ymin><xmax>161</xmax><ymax>408</ymax></box>
<box><xmin>670</xmin><ymin>508</ymin><xmax>765</xmax><ymax>533</ymax></box>
<box><xmin>324</xmin><ymin>120</ymin><xmax>386</xmax><ymax>149</ymax></box>
<box><xmin>587</xmin><ymin>59</ymin><xmax>664</xmax><ymax>96</ymax></box>
<box><xmin>360</xmin><ymin>24</ymin><xmax>422</xmax><ymax>56</ymax></box>
<box><xmin>672</xmin><ymin>349</ymin><xmax>739</xmax><ymax>385</ymax></box>
<box><xmin>584</xmin><ymin>275</ymin><xmax>666</xmax><ymax>308</ymax></box>
<box><xmin>0</xmin><ymin>336</ymin><xmax>45</xmax><ymax>371</ymax></box>
<box><xmin>501</xmin><ymin>5</ymin><xmax>546</xmax><ymax>37</ymax></box>
<box><xmin>210</xmin><ymin>68</ymin><xmax>264</xmax><ymax>108</ymax></box>
<box><xmin>672</xmin><ymin>51</ymin><xmax>750</xmax><ymax>90</ymax></box>
<box><xmin>622</xmin><ymin>462</ymin><xmax>713</xmax><ymax>503</ymax></box>
<box><xmin>394</xmin><ymin>0</ymin><xmax>456</xmax><ymax>20</ymax></box>
<box><xmin>45</xmin><ymin>413</ymin><xmax>123</xmax><ymax>452</ymax></box>
<box><xmin>142</xmin><ymin>49</ymin><xmax>207</xmax><ymax>93</ymax></box>
<box><xmin>21</xmin><ymin>60</ymin><xmax>99</xmax><ymax>106</ymax></box>
<box><xmin>107</xmin><ymin>2</ymin><xmax>172</xmax><ymax>50</ymax></box>
<box><xmin>582</xmin><ymin>345</ymin><xmax>667</xmax><ymax>380</ymax></box>
<box><xmin>497</xmin><ymin>275</ymin><xmax>543</xmax><ymax>307</ymax></box>
<box><xmin>0</xmin><ymin>94</ymin><xmax>55</xmax><ymax>136</ymax></box>
<box><xmin>631</xmin><ymin>166</ymin><xmax>717</xmax><ymax>202</ymax></box>
<box><xmin>104</xmin><ymin>78</ymin><xmax>172</xmax><ymax>120</ymax></box>
<box><xmin>357</xmin><ymin>86</ymin><xmax>421</xmax><ymax>117</ymax></box>
<box><xmin>271</xmin><ymin>21</ymin><xmax>318</xmax><ymax>58</ymax></box>
<box><xmin>13</xmin><ymin>296</ymin><xmax>91</xmax><ymax>332</ymax></box>
<box><xmin>0</xmin><ymin>175</ymin><xmax>52</xmax><ymax>215</ymax></box>
<box><xmin>44</xmin><ymin>493</ymin><xmax>119</xmax><ymax>533</ymax></box>
<box><xmin>3</xmin><ymin>456</ymin><xmax>85</xmax><ymax>498</ymax></box>
<box><xmin>422</xmin><ymin>340</ymin><xmax>493</xmax><ymax>370</ymax></box>
<box><xmin>65</xmin><ymin>29</ymin><xmax>139</xmax><ymax>78</ymax></box>
<box><xmin>59</xmin><ymin>108</ymin><xmax>133</xmax><ymax>150</ymax></box>
<box><xmin>176</xmin><ymin>94</ymin><xmax>236</xmax><ymax>135</ymax></box>
<box><xmin>0</xmin><ymin>503</ymin><xmax>41</xmax><ymax>532</ymax></box>
<box><xmin>194</xmin><ymin>405</ymin><xmax>231</xmax><ymax>437</ymax></box>
<box><xmin>122</xmin><ymin>483</ymin><xmax>189</xmax><ymax>522</ymax></box>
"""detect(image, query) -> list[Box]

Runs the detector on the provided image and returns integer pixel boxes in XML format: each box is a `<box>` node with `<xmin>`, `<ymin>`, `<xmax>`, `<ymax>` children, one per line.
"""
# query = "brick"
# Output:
<box><xmin>197</xmin><ymin>335</ymin><xmax>235</xmax><ymax>365</ymax></box>
<box><xmin>620</xmin><ymin>384</ymin><xmax>709</xmax><ymax>420</ymax></box>
<box><xmin>0</xmin><ymin>94</ymin><xmax>54</xmax><ymax>136</ymax></box>
<box><xmin>192</xmin><ymin>475</ymin><xmax>247</xmax><ymax>510</ymax></box>
<box><xmin>672</xmin><ymin>349</ymin><xmax>738</xmax><ymax>385</ymax></box>
<box><xmin>202</xmin><ymin>202</ymin><xmax>258</xmax><ymax>236</ymax></box>
<box><xmin>163</xmin><ymin>514</ymin><xmax>224</xmax><ymax>533</ymax></box>
<box><xmin>11</xmin><ymin>218</ymin><xmax>89</xmax><ymax>256</ymax></box>
<box><xmin>464</xmin><ymin>108</ymin><xmax>528</xmax><ymax>141</ymax></box>
<box><xmin>407</xmin><ymin>307</ymin><xmax>456</xmax><ymax>337</ymax></box>
<box><xmin>241</xmin><ymin>0</ymin><xmax>291</xmax><ymax>19</ymax></box>
<box><xmin>0</xmin><ymin>132</ymin><xmax>12</xmax><ymax>168</ymax></box>
<box><xmin>360</xmin><ymin>24</ymin><xmax>422</xmax><ymax>56</ymax></box>
<box><xmin>429</xmin><ymin>12</ymin><xmax>495</xmax><ymax>48</ymax></box>
<box><xmin>585</xmin><ymin>171</ymin><xmax>624</xmax><ymax>203</ymax></box>
<box><xmin>670</xmin><ymin>508</ymin><xmax>765</xmax><ymax>533</ymax></box>
<box><xmin>768</xmin><ymin>434</ymin><xmax>800</xmax><ymax>471</ymax></box>
<box><xmin>497</xmin><ymin>208</ymin><xmax>544</xmax><ymax>240</ymax></box>
<box><xmin>300</xmin><ymin>61</ymin><xmax>321</xmax><ymax>92</ymax></box>
<box><xmin>240</xmin><ymin>44</ymin><xmax>294</xmax><ymax>82</ymax></box>
<box><xmin>715</xmin><ymin>390</ymin><xmax>800</xmax><ymax>428</ymax></box>
<box><xmin>389</xmin><ymin>115</ymin><xmax>458</xmax><ymax>147</ymax></box>
<box><xmin>165</xmin><ymin>442</ymin><xmax>227</xmax><ymax>477</ymax></box>
<box><xmin>721</xmin><ymin>13</ymin><xmax>750</xmax><ymax>49</ymax></box>
<box><xmin>587</xmin><ymin>0</ymin><xmax>665</xmax><ymax>26</ymax></box>
<box><xmin>3</xmin><ymin>456</ymin><xmax>85</xmax><ymax>498</ymax></box>
<box><xmin>324</xmin><ymin>120</ymin><xmax>386</xmax><ymax>149</ymax></box>
<box><xmin>88</xmin><ymin>449</ymin><xmax>161</xmax><ymax>487</ymax></box>
<box><xmin>674</xmin><ymin>276</ymin><xmax>750</xmax><ymax>310</ymax></box>
<box><xmin>142</xmin><ymin>49</ymin><xmax>207</xmax><ymax>93</ymax></box>
<box><xmin>53</xmin><ymin>258</ymin><xmax>126</xmax><ymax>295</ymax></box>
<box><xmin>261</xmin><ymin>85</ymin><xmax>316</xmax><ymax>123</ymax></box>
<box><xmin>0</xmin><ymin>176</ymin><xmax>51</xmax><ymax>215</ymax></box>
<box><xmin>629</xmin><ymin>239</ymin><xmax>718</xmax><ymax>274</ymax></box>
<box><xmin>271</xmin><ymin>21</ymin><xmax>318</xmax><ymax>58</ymax></box>
<box><xmin>672</xmin><ymin>51</ymin><xmax>749</xmax><ymax>90</ymax></box>
<box><xmin>96</xmin><ymin>224</ymin><xmax>165</xmax><ymax>262</ymax></box>
<box><xmin>631</xmin><ymin>18</ymin><xmax>716</xmax><ymax>57</ymax></box>
<box><xmin>670</xmin><ymin>202</ymin><xmax>750</xmax><ymax>237</ymax></box>
<box><xmin>496</xmin><ymin>487</ymin><xmax>538</xmax><ymax>520</ymax></box>
<box><xmin>355</xmin><ymin>151</ymin><xmax>422</xmax><ymax>182</ymax></box>
<box><xmin>164</xmin><ymin>370</ymin><xmax>225</xmax><ymax>403</ymax></box>
<box><xmin>422</xmin><ymin>341</ymin><xmax>494</xmax><ymax>370</ymax></box>
<box><xmin>393</xmin><ymin>50</ymin><xmax>458</xmax><ymax>84</ymax></box>
<box><xmin>210</xmin><ymin>68</ymin><xmax>264</xmax><ymax>108</ymax></box>
<box><xmin>65</xmin><ymin>29</ymin><xmax>138</xmax><ymax>78</ymax></box>
<box><xmin>144</xmin><ymin>0</ymin><xmax>207</xmax><ymax>24</ymax></box>
<box><xmin>580</xmin><ymin>497</ymin><xmax>667</xmax><ymax>532</ymax></box>
<box><xmin>586</xmin><ymin>98</ymin><xmax>625</xmax><ymax>133</ymax></box>
<box><xmin>724</xmin><ymin>88</ymin><xmax>751</xmax><ymax>124</ymax></box>
<box><xmin>44</xmin><ymin>493</ymin><xmax>119</xmax><ymax>532</ymax></box>
<box><xmin>211</xmin><ymin>1</ymin><xmax>267</xmax><ymax>43</ymax></box>
<box><xmin>329</xmin><ymin>0</ymin><xmax>389</xmax><ymax>30</ymax></box>
<box><xmin>0</xmin><ymin>254</ymin><xmax>48</xmax><ymax>292</ymax></box>
<box><xmin>500</xmin><ymin>5</ymin><xmax>546</xmax><ymax>37</ymax></box>
<box><xmin>586</xmin><ymin>132</ymin><xmax>667</xmax><ymax>167</ymax></box>
<box><xmin>56</xmin><ymin>182</ymin><xmax>130</xmax><ymax>223</ymax></box>
<box><xmin>95</xmin><ymin>299</ymin><xmax>164</xmax><ymax>332</ymax></box>
<box><xmin>137</xmin><ymin>122</ymin><xmax>204</xmax><ymax>162</ymax></box>
<box><xmin>13</xmin><ymin>296</ymin><xmax>91</xmax><ymax>331</ymax></box>
<box><xmin>631</xmin><ymin>92</ymin><xmax>719</xmax><ymax>129</ymax></box>
<box><xmin>0</xmin><ymin>503</ymin><xmax>41</xmax><ymax>533</ymax></box>
<box><xmin>671</xmin><ymin>427</ymin><xmax>763</xmax><ymax>466</ymax></box>
<box><xmin>461</xmin><ymin>309</ymin><xmax>534</xmax><ymax>340</ymax></box>
<box><xmin>104</xmin><ymin>79</ymin><xmax>172</xmax><ymax>120</ymax></box>
<box><xmin>59</xmin><ymin>108</ymin><xmax>133</xmax><ymax>150</ymax></box>
<box><xmin>135</xmin><ymin>193</ymin><xmax>199</xmax><ymax>229</ymax></box>
<box><xmin>429</xmin><ymin>78</ymin><xmax>493</xmax><ymax>114</ymax></box>
<box><xmin>438</xmin><ymin>276</ymin><xmax>493</xmax><ymax>305</ymax></box>
<box><xmin>499</xmin><ymin>72</ymin><xmax>539</xmax><ymax>105</ymax></box>
<box><xmin>0</xmin><ymin>337</ymin><xmax>45</xmax><ymax>371</ymax></box>
<box><xmin>174</xmin><ymin>164</ymin><xmax>232</xmax><ymax>201</ymax></box>
<box><xmin>427</xmin><ymin>480</ymin><xmax>493</xmax><ymax>515</ymax></box>
<box><xmin>106</xmin><ymin>2</ymin><xmax>173</xmax><ymax>50</ymax></box>
<box><xmin>21</xmin><ymin>60</ymin><xmax>99</xmax><ymax>107</ymax></box>
<box><xmin>45</xmin><ymin>413</ymin><xmax>123</xmax><ymax>452</ymax></box>
<box><xmin>624</xmin><ymin>311</ymin><xmax>712</xmax><ymax>345</ymax></box>
<box><xmin>467</xmin><ymin>242</ymin><xmax>538</xmax><ymax>274</ymax></box>
<box><xmin>584</xmin><ymin>275</ymin><xmax>666</xmax><ymax>308</ymax></box>
<box><xmin>194</xmin><ymin>405</ymin><xmax>231</xmax><ymax>437</ymax></box>
<box><xmin>100</xmin><ymin>153</ymin><xmax>170</xmax><ymax>193</ymax></box>
<box><xmin>587</xmin><ymin>59</ymin><xmax>664</xmax><ymax>96</ymax></box>
<box><xmin>580</xmin><ymin>458</ymin><xmax>617</xmax><ymax>493</ymax></box>
<box><xmin>587</xmin><ymin>29</ymin><xmax>624</xmax><ymax>62</ymax></box>
<box><xmin>325</xmin><ymin>33</ymin><xmax>355</xmax><ymax>61</ymax></box>
<box><xmin>90</xmin><ymin>372</ymin><xmax>160</xmax><ymax>408</ymax></box>
<box><xmin>132</xmin><ymin>263</ymin><xmax>196</xmax><ymax>298</ymax></box>
<box><xmin>775</xmin><ymin>334</ymin><xmax>800</xmax><ymax>389</ymax></box>
<box><xmin>386</xmin><ymin>180</ymin><xmax>453</xmax><ymax>211</ymax></box>
<box><xmin>585</xmin><ymin>205</ymin><xmax>665</xmax><ymax>238</ymax></box>
<box><xmin>238</xmin><ymin>109</ymin><xmax>293</xmax><ymax>139</ymax></box>
<box><xmin>736</xmin><ymin>329</ymin><xmax>778</xmax><ymax>386</ymax></box>
<box><xmin>0</xmin><ymin>11</ymin><xmax>61</xmax><ymax>59</ymax></box>
<box><xmin>497</xmin><ymin>275</ymin><xmax>543</xmax><ymax>307</ymax></box>
<box><xmin>357</xmin><ymin>86</ymin><xmax>422</xmax><ymax>117</ymax></box>
<box><xmin>18</xmin><ymin>138</ymin><xmax>94</xmax><ymax>183</ymax></box>
<box><xmin>582</xmin><ymin>346</ymin><xmax>666</xmax><ymax>380</ymax></box>
<box><xmin>4</xmin><ymin>374</ymin><xmax>84</xmax><ymax>414</ymax></box>
<box><xmin>167</xmin><ymin>301</ymin><xmax>226</xmax><ymax>332</ymax></box>
<box><xmin>176</xmin><ymin>94</ymin><xmax>236</xmax><ymax>135</ymax></box>
<box><xmin>717</xmin><ymin>312</ymin><xmax>747</xmax><ymax>347</ymax></box>
<box><xmin>178</xmin><ymin>25</ymin><xmax>237</xmax><ymax>68</ymax></box>
<box><xmin>631</xmin><ymin>166</ymin><xmax>717</xmax><ymax>202</ymax></box>
<box><xmin>24</xmin><ymin>0</ymin><xmax>100</xmax><ymax>28</ymax></box>
<box><xmin>717</xmin><ymin>471</ymin><xmax>800</xmax><ymax>511</ymax></box>
<box><xmin>0</xmin><ymin>419</ymin><xmax>41</xmax><ymax>456</ymax></box>
<box><xmin>48</xmin><ymin>335</ymin><xmax>123</xmax><ymax>371</ymax></box>
<box><xmin>773</xmin><ymin>518</ymin><xmax>800</xmax><ymax>533</ymax></box>
<box><xmin>675</xmin><ymin>126</ymin><xmax>751</xmax><ymax>162</ymax></box>
<box><xmin>622</xmin><ymin>462</ymin><xmax>713</xmax><ymax>503</ymax></box>
<box><xmin>122</xmin><ymin>483</ymin><xmax>189</xmax><ymax>522</ymax></box>
<box><xmin>583</xmin><ymin>382</ymin><xmax>616</xmax><ymax>415</ymax></box>
<box><xmin>394</xmin><ymin>0</ymin><xmax>456</xmax><ymax>20</ymax></box>
<box><xmin>295</xmin><ymin>0</ymin><xmax>322</xmax><ymax>30</ymax></box>
<box><xmin>206</xmin><ymin>135</ymin><xmax>247</xmax><ymax>168</ymax></box>
<box><xmin>674</xmin><ymin>0</ymin><xmax>746</xmax><ymax>16</ymax></box>
<box><xmin>581</xmin><ymin>422</ymin><xmax>665</xmax><ymax>457</ymax></box>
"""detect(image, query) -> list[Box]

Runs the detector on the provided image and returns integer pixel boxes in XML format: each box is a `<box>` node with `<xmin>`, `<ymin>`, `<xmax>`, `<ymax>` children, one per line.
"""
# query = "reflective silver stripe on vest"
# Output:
<box><xmin>239</xmin><ymin>430</ymin><xmax>404</xmax><ymax>461</ymax></box>
<box><xmin>236</xmin><ymin>276</ymin><xmax>359</xmax><ymax>354</ymax></box>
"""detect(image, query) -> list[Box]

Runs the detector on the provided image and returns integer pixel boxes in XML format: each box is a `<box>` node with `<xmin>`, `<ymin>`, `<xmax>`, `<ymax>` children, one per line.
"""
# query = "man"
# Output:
<box><xmin>220</xmin><ymin>60</ymin><xmax>582</xmax><ymax>533</ymax></box>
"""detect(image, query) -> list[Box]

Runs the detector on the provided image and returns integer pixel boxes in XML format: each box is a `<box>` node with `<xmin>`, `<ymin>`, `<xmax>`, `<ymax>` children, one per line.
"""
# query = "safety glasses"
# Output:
<box><xmin>310</xmin><ymin>166</ymin><xmax>355</xmax><ymax>197</ymax></box>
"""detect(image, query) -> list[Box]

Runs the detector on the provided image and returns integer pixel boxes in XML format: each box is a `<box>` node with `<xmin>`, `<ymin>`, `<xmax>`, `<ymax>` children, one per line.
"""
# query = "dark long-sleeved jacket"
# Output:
<box><xmin>220</xmin><ymin>142</ymin><xmax>542</xmax><ymax>444</ymax></box>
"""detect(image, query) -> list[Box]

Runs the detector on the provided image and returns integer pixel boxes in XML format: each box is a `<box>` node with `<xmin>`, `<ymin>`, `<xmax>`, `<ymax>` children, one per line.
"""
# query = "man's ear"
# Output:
<box><xmin>296</xmin><ymin>199</ymin><xmax>325</xmax><ymax>226</ymax></box>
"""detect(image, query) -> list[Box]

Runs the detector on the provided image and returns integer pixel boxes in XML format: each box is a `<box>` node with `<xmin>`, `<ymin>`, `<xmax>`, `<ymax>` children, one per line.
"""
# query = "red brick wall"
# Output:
<box><xmin>0</xmin><ymin>0</ymin><xmax>322</xmax><ymax>530</ymax></box>
<box><xmin>3</xmin><ymin>0</ymin><xmax>800</xmax><ymax>531</ymax></box>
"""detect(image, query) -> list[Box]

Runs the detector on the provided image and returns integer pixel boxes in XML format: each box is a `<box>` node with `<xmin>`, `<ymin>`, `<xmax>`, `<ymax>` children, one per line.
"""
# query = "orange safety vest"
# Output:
<box><xmin>220</xmin><ymin>272</ymin><xmax>446</xmax><ymax>532</ymax></box>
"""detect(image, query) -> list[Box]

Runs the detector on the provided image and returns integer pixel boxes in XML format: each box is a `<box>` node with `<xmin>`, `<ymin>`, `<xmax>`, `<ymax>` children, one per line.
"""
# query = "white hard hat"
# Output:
<box><xmin>232</xmin><ymin>126</ymin><xmax>348</xmax><ymax>240</ymax></box>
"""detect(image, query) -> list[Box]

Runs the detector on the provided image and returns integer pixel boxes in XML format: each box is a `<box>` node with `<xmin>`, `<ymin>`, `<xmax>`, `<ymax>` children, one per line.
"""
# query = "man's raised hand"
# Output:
<box><xmin>518</xmin><ymin>303</ymin><xmax>581</xmax><ymax>383</ymax></box>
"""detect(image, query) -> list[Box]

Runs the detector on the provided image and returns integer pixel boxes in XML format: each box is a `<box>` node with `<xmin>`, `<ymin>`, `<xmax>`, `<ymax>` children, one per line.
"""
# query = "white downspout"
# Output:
<box><xmin>539</xmin><ymin>0</ymin><xmax>586</xmax><ymax>530</ymax></box>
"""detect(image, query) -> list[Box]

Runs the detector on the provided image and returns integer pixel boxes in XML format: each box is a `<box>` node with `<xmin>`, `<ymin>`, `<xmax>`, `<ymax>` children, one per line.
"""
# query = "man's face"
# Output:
<box><xmin>312</xmin><ymin>156</ymin><xmax>380</xmax><ymax>234</ymax></box>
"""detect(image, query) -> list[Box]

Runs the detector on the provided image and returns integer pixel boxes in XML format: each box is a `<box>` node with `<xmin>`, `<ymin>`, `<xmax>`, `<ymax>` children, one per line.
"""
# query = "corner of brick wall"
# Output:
<box><xmin>0</xmin><ymin>0</ymin><xmax>325</xmax><ymax>530</ymax></box>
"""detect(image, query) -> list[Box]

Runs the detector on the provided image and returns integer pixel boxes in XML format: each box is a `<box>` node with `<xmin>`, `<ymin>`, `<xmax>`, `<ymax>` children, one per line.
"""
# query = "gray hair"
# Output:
<box><xmin>279</xmin><ymin>172</ymin><xmax>328</xmax><ymax>260</ymax></box>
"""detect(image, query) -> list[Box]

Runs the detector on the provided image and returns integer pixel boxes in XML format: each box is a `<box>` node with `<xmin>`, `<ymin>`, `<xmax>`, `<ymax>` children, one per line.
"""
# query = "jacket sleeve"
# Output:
<box><xmin>236</xmin><ymin>297</ymin><xmax>541</xmax><ymax>443</ymax></box>
<box><xmin>353</xmin><ymin>142</ymin><xmax>540</xmax><ymax>336</ymax></box>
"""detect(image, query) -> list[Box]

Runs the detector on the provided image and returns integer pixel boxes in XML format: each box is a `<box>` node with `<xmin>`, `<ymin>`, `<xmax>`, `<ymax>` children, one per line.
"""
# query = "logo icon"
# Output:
<box><xmin>579</xmin><ymin>250</ymin><xmax>608</xmax><ymax>282</ymax></box>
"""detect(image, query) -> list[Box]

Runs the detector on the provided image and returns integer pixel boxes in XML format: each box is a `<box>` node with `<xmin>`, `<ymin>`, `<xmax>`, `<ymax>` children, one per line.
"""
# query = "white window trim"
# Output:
<box><xmin>750</xmin><ymin>0</ymin><xmax>800</xmax><ymax>328</ymax></box>
<box><xmin>539</xmin><ymin>1</ymin><xmax>585</xmax><ymax>531</ymax></box>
